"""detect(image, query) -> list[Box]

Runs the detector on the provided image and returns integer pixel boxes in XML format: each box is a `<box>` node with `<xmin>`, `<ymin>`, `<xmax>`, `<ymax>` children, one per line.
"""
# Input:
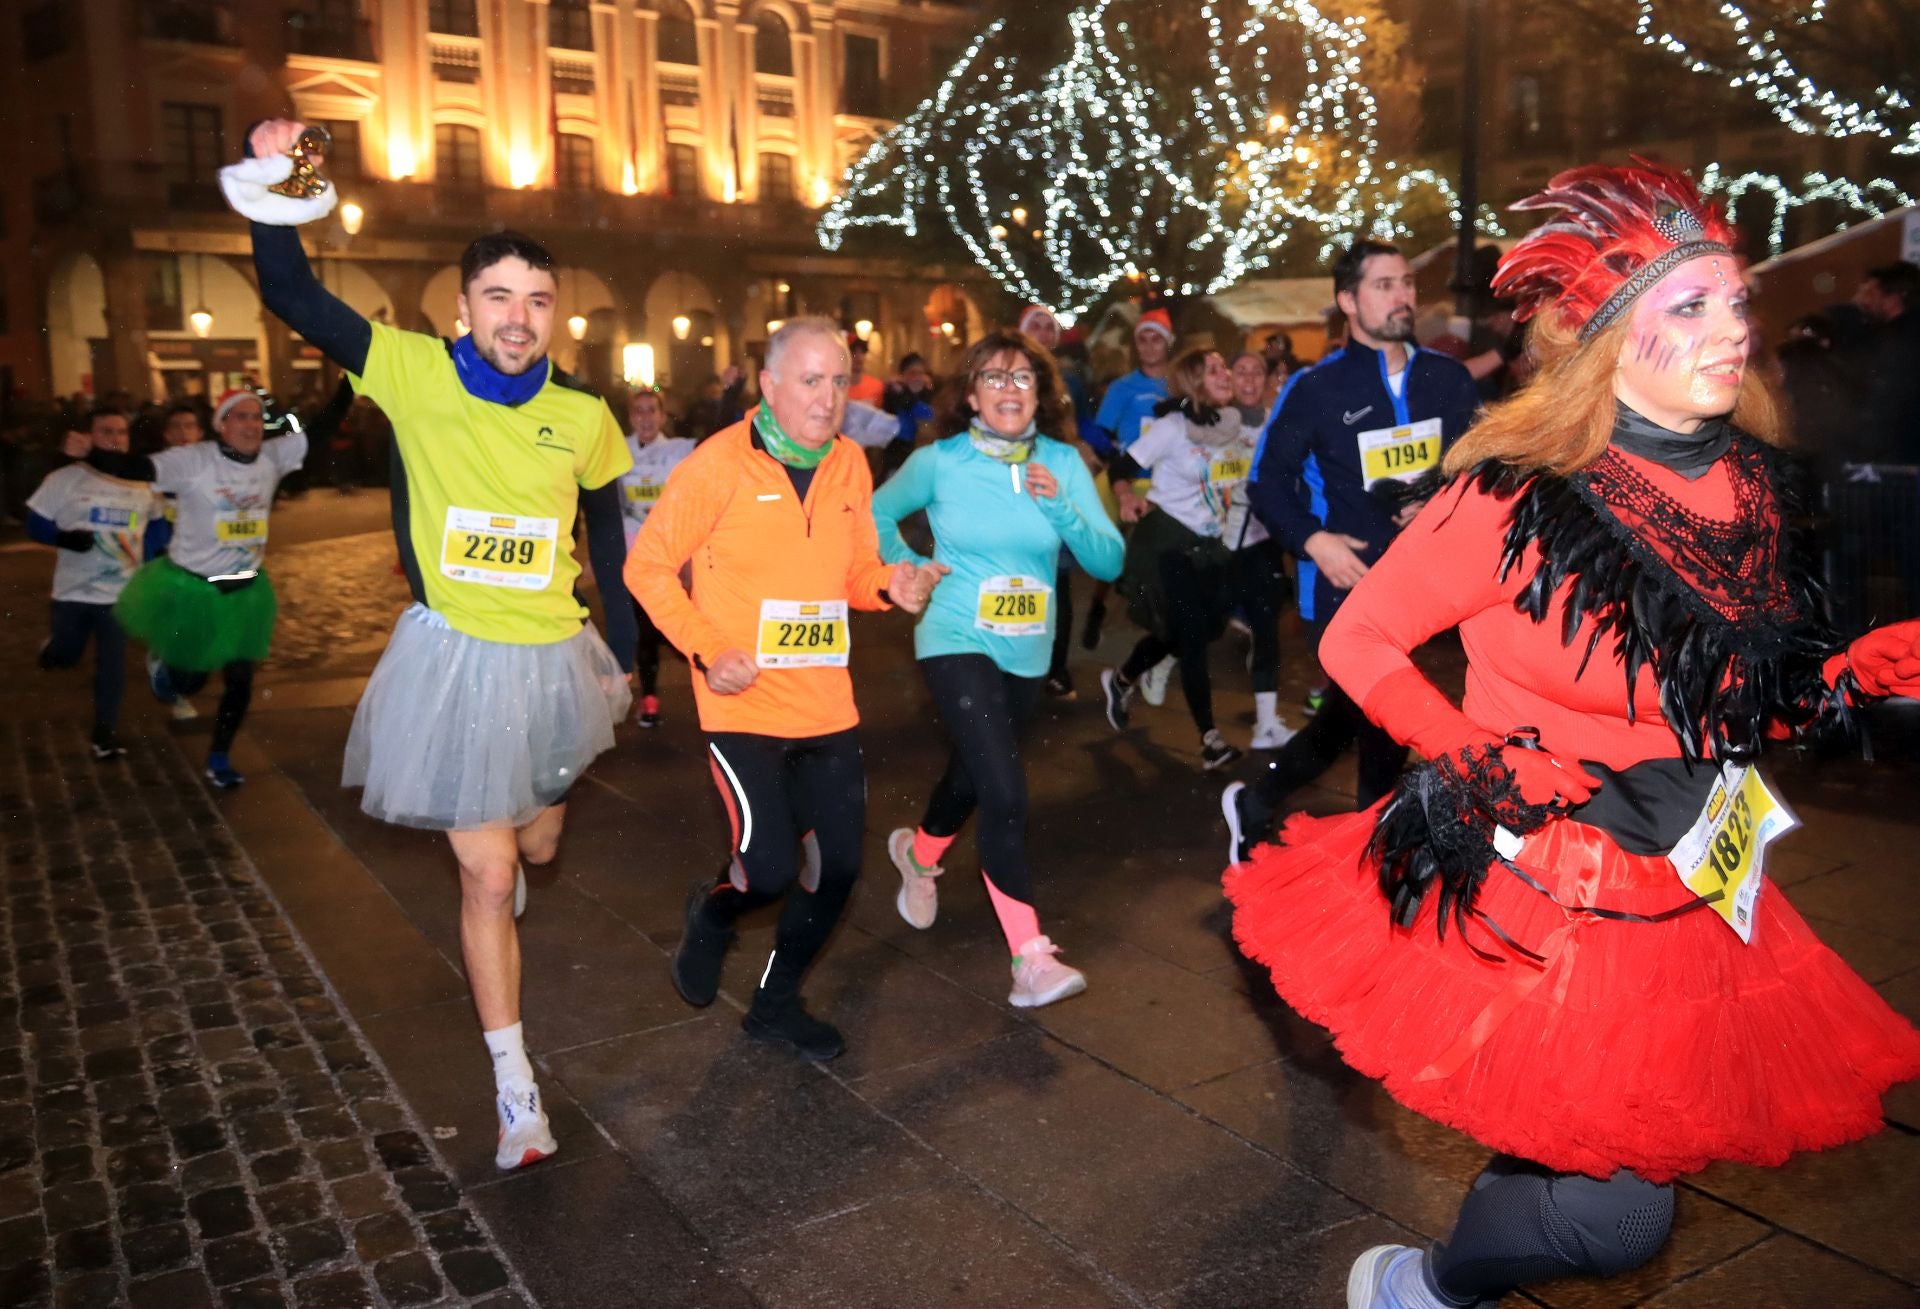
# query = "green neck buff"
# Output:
<box><xmin>753</xmin><ymin>405</ymin><xmax>831</xmax><ymax>470</ymax></box>
<box><xmin>968</xmin><ymin>419</ymin><xmax>1037</xmax><ymax>464</ymax></box>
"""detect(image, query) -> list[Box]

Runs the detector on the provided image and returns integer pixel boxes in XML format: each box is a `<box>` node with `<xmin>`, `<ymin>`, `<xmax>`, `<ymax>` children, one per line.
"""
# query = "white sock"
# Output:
<box><xmin>483</xmin><ymin>1022</ymin><xmax>535</xmax><ymax>1093</ymax></box>
<box><xmin>1254</xmin><ymin>691</ymin><xmax>1280</xmax><ymax>727</ymax></box>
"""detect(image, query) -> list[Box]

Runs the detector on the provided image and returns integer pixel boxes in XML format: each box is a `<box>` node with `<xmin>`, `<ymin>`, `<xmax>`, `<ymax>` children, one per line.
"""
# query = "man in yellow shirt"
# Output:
<box><xmin>233</xmin><ymin>120</ymin><xmax>633</xmax><ymax>1170</ymax></box>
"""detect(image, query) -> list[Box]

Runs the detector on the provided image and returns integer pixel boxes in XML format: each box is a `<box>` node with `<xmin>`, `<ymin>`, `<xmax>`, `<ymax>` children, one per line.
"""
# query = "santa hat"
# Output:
<box><xmin>1017</xmin><ymin>304</ymin><xmax>1060</xmax><ymax>336</ymax></box>
<box><xmin>212</xmin><ymin>388</ymin><xmax>261</xmax><ymax>427</ymax></box>
<box><xmin>1134</xmin><ymin>308</ymin><xmax>1175</xmax><ymax>342</ymax></box>
<box><xmin>1493</xmin><ymin>159</ymin><xmax>1737</xmax><ymax>341</ymax></box>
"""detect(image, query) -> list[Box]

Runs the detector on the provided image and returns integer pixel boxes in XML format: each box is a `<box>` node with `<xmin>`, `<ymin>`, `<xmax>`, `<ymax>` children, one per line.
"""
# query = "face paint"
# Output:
<box><xmin>1613</xmin><ymin>255</ymin><xmax>1749</xmax><ymax>432</ymax></box>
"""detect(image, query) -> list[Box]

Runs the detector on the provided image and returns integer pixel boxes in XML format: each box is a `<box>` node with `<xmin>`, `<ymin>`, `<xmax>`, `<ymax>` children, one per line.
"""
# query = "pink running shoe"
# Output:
<box><xmin>1008</xmin><ymin>936</ymin><xmax>1087</xmax><ymax>1008</ymax></box>
<box><xmin>886</xmin><ymin>828</ymin><xmax>941</xmax><ymax>929</ymax></box>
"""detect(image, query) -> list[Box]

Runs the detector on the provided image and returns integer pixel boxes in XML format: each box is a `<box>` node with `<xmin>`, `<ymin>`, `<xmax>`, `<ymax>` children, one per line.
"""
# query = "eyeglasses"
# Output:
<box><xmin>976</xmin><ymin>369</ymin><xmax>1037</xmax><ymax>391</ymax></box>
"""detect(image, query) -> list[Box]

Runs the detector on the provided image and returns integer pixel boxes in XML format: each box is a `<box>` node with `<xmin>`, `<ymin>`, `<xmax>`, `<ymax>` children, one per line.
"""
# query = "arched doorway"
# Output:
<box><xmin>45</xmin><ymin>253</ymin><xmax>108</xmax><ymax>399</ymax></box>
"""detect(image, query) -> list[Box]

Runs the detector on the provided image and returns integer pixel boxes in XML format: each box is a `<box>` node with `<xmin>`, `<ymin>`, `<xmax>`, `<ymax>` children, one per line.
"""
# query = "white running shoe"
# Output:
<box><xmin>1008</xmin><ymin>936</ymin><xmax>1087</xmax><ymax>1008</ymax></box>
<box><xmin>1346</xmin><ymin>1244</ymin><xmax>1449</xmax><ymax>1309</ymax></box>
<box><xmin>886</xmin><ymin>828</ymin><xmax>941</xmax><ymax>929</ymax></box>
<box><xmin>1139</xmin><ymin>655</ymin><xmax>1177</xmax><ymax>707</ymax></box>
<box><xmin>170</xmin><ymin>698</ymin><xmax>199</xmax><ymax>721</ymax></box>
<box><xmin>494</xmin><ymin>1083</ymin><xmax>557</xmax><ymax>1171</ymax></box>
<box><xmin>1250</xmin><ymin>719</ymin><xmax>1296</xmax><ymax>750</ymax></box>
<box><xmin>512</xmin><ymin>865</ymin><xmax>527</xmax><ymax>919</ymax></box>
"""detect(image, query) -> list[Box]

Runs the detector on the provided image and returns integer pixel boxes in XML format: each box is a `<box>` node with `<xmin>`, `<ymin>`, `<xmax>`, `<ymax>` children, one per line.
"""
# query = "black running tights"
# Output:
<box><xmin>918</xmin><ymin>654</ymin><xmax>1045</xmax><ymax>908</ymax></box>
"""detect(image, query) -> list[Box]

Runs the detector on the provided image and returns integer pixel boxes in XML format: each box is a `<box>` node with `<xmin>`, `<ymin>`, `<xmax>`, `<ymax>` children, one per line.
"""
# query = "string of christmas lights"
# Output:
<box><xmin>818</xmin><ymin>0</ymin><xmax>1503</xmax><ymax>317</ymax></box>
<box><xmin>1698</xmin><ymin>164</ymin><xmax>1913</xmax><ymax>252</ymax></box>
<box><xmin>1634</xmin><ymin>1</ymin><xmax>1916</xmax><ymax>156</ymax></box>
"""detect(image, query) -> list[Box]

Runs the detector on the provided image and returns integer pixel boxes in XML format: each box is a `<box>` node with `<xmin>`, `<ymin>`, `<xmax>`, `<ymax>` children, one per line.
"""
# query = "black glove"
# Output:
<box><xmin>55</xmin><ymin>529</ymin><xmax>96</xmax><ymax>552</ymax></box>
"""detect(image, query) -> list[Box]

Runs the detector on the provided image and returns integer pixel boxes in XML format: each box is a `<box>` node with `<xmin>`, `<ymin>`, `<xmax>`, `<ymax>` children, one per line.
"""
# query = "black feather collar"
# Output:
<box><xmin>1467</xmin><ymin>434</ymin><xmax>1837</xmax><ymax>762</ymax></box>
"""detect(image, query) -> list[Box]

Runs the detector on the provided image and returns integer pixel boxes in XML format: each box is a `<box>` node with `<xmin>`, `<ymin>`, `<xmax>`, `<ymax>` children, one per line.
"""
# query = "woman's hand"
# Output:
<box><xmin>1846</xmin><ymin>620</ymin><xmax>1920</xmax><ymax>699</ymax></box>
<box><xmin>1023</xmin><ymin>462</ymin><xmax>1058</xmax><ymax>500</ymax></box>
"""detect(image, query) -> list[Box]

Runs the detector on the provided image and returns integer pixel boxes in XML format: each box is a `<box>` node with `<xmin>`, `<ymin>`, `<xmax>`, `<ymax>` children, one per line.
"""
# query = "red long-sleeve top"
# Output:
<box><xmin>1323</xmin><ymin>450</ymin><xmax>1746</xmax><ymax>770</ymax></box>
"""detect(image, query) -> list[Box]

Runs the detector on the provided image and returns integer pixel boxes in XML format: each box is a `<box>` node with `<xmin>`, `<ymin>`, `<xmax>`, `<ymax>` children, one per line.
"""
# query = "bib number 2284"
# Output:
<box><xmin>756</xmin><ymin>599</ymin><xmax>850</xmax><ymax>668</ymax></box>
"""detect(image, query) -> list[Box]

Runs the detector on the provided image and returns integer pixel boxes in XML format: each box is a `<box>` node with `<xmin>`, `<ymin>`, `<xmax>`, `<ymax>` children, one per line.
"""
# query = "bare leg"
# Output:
<box><xmin>448</xmin><ymin>826</ymin><xmax>522</xmax><ymax>1031</ymax></box>
<box><xmin>516</xmin><ymin>803</ymin><xmax>566</xmax><ymax>866</ymax></box>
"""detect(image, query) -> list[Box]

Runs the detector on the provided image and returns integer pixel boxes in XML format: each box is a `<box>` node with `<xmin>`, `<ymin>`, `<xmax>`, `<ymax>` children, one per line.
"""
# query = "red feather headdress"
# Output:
<box><xmin>1492</xmin><ymin>160</ymin><xmax>1737</xmax><ymax>341</ymax></box>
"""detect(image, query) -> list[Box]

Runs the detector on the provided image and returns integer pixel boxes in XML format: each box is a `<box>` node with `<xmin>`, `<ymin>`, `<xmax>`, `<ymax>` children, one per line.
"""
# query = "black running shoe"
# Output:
<box><xmin>742</xmin><ymin>992</ymin><xmax>845</xmax><ymax>1061</ymax></box>
<box><xmin>1199</xmin><ymin>729</ymin><xmax>1242</xmax><ymax>772</ymax></box>
<box><xmin>671</xmin><ymin>877</ymin><xmax>732</xmax><ymax>1007</ymax></box>
<box><xmin>90</xmin><ymin>735</ymin><xmax>128</xmax><ymax>761</ymax></box>
<box><xmin>1043</xmin><ymin>673</ymin><xmax>1076</xmax><ymax>700</ymax></box>
<box><xmin>1100</xmin><ymin>668</ymin><xmax>1134</xmax><ymax>732</ymax></box>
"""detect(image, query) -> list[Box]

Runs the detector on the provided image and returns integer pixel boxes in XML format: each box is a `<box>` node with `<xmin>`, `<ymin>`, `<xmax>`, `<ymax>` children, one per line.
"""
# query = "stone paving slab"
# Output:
<box><xmin>0</xmin><ymin>721</ymin><xmax>531</xmax><ymax>1309</ymax></box>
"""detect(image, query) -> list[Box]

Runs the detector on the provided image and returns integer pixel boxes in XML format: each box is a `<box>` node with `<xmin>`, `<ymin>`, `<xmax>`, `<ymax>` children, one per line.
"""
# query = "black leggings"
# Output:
<box><xmin>1227</xmin><ymin>539</ymin><xmax>1287</xmax><ymax>694</ymax></box>
<box><xmin>1121</xmin><ymin>546</ymin><xmax>1230</xmax><ymax>734</ymax></box>
<box><xmin>919</xmin><ymin>654</ymin><xmax>1045</xmax><ymax>908</ymax></box>
<box><xmin>1241</xmin><ymin>622</ymin><xmax>1404</xmax><ymax>833</ymax></box>
<box><xmin>168</xmin><ymin>660</ymin><xmax>256</xmax><ymax>755</ymax></box>
<box><xmin>42</xmin><ymin>601</ymin><xmax>126</xmax><ymax>740</ymax></box>
<box><xmin>1047</xmin><ymin>564</ymin><xmax>1074</xmax><ymax>683</ymax></box>
<box><xmin>699</xmin><ymin>729</ymin><xmax>865</xmax><ymax>1000</ymax></box>
<box><xmin>630</xmin><ymin>599</ymin><xmax>663</xmax><ymax>697</ymax></box>
<box><xmin>1429</xmin><ymin>1156</ymin><xmax>1674</xmax><ymax>1303</ymax></box>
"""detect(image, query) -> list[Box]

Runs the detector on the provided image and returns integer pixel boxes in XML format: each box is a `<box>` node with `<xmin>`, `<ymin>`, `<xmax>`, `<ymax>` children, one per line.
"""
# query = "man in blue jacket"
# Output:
<box><xmin>1224</xmin><ymin>239</ymin><xmax>1480</xmax><ymax>861</ymax></box>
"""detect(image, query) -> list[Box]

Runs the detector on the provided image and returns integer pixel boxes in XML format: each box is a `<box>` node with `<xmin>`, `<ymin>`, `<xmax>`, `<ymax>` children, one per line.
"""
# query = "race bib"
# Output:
<box><xmin>1357</xmin><ymin>417</ymin><xmax>1443</xmax><ymax>490</ymax></box>
<box><xmin>624</xmin><ymin>480</ymin><xmax>664</xmax><ymax>508</ymax></box>
<box><xmin>975</xmin><ymin>574</ymin><xmax>1051</xmax><ymax>637</ymax></box>
<box><xmin>214</xmin><ymin>509</ymin><xmax>268</xmax><ymax>545</ymax></box>
<box><xmin>439</xmin><ymin>507</ymin><xmax>559</xmax><ymax>591</ymax></box>
<box><xmin>1667</xmin><ymin>763</ymin><xmax>1798</xmax><ymax>943</ymax></box>
<box><xmin>756</xmin><ymin>599</ymin><xmax>850</xmax><ymax>668</ymax></box>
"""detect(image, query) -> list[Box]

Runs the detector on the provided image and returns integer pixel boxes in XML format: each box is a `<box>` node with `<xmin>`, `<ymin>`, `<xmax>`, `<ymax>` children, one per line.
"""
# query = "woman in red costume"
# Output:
<box><xmin>1224</xmin><ymin>161</ymin><xmax>1920</xmax><ymax>1309</ymax></box>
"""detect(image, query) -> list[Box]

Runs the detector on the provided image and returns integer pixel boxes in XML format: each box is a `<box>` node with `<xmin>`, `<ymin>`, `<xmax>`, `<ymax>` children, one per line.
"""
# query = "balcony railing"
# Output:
<box><xmin>288</xmin><ymin>17</ymin><xmax>375</xmax><ymax>62</ymax></box>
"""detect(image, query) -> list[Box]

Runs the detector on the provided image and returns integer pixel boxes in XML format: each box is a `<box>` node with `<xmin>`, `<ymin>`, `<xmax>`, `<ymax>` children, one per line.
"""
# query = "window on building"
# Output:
<box><xmin>428</xmin><ymin>0</ymin><xmax>478</xmax><ymax>37</ymax></box>
<box><xmin>754</xmin><ymin>11</ymin><xmax>792</xmax><ymax>77</ymax></box>
<box><xmin>316</xmin><ymin>120</ymin><xmax>363</xmax><ymax>179</ymax></box>
<box><xmin>22</xmin><ymin>1</ymin><xmax>72</xmax><ymax>61</ymax></box>
<box><xmin>549</xmin><ymin>0</ymin><xmax>592</xmax><ymax>51</ymax></box>
<box><xmin>657</xmin><ymin>0</ymin><xmax>698</xmax><ymax>66</ymax></box>
<box><xmin>162</xmin><ymin>103</ymin><xmax>226</xmax><ymax>203</ymax></box>
<box><xmin>436</xmin><ymin>123</ymin><xmax>483</xmax><ymax>189</ymax></box>
<box><xmin>667</xmin><ymin>143</ymin><xmax>700</xmax><ymax>199</ymax></box>
<box><xmin>288</xmin><ymin>0</ymin><xmax>365</xmax><ymax>59</ymax></box>
<box><xmin>142</xmin><ymin>0</ymin><xmax>236</xmax><ymax>45</ymax></box>
<box><xmin>841</xmin><ymin>33</ymin><xmax>882</xmax><ymax>116</ymax></box>
<box><xmin>758</xmin><ymin>152</ymin><xmax>794</xmax><ymax>204</ymax></box>
<box><xmin>557</xmin><ymin>134</ymin><xmax>595</xmax><ymax>192</ymax></box>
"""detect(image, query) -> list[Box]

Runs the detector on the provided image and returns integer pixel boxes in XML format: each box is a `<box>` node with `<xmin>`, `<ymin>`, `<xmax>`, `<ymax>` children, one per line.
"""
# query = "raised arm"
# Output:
<box><xmin>241</xmin><ymin>120</ymin><xmax>370</xmax><ymax>374</ymax></box>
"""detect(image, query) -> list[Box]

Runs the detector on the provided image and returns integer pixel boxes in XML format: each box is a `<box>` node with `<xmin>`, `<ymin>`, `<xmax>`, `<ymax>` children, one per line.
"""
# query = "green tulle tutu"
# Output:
<box><xmin>115</xmin><ymin>558</ymin><xmax>276</xmax><ymax>672</ymax></box>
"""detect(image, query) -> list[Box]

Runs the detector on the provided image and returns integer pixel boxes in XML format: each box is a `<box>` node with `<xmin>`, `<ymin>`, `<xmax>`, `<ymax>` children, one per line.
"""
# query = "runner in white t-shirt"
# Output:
<box><xmin>107</xmin><ymin>389</ymin><xmax>307</xmax><ymax>788</ymax></box>
<box><xmin>26</xmin><ymin>407</ymin><xmax>166</xmax><ymax>759</ymax></box>
<box><xmin>615</xmin><ymin>389</ymin><xmax>696</xmax><ymax>727</ymax></box>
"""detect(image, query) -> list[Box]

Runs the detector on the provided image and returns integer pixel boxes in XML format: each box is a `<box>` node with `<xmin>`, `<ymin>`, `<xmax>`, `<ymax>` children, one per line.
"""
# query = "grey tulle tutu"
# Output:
<box><xmin>343</xmin><ymin>604</ymin><xmax>630</xmax><ymax>831</ymax></box>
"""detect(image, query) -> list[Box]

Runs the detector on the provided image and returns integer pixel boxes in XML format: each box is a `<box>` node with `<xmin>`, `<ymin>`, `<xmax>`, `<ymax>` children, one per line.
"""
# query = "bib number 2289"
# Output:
<box><xmin>439</xmin><ymin>507</ymin><xmax>558</xmax><ymax>591</ymax></box>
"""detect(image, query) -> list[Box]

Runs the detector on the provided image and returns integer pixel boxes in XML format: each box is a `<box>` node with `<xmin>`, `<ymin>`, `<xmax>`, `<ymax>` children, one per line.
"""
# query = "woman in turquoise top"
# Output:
<box><xmin>873</xmin><ymin>329</ymin><xmax>1124</xmax><ymax>1009</ymax></box>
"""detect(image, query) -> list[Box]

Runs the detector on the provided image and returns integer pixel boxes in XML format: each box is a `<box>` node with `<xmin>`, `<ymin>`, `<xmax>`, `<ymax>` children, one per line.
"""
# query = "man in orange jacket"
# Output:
<box><xmin>626</xmin><ymin>318</ymin><xmax>945</xmax><ymax>1059</ymax></box>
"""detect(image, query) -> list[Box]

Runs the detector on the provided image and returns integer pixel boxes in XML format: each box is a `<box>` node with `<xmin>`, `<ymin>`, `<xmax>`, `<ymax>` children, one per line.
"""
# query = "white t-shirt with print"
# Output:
<box><xmin>152</xmin><ymin>432</ymin><xmax>307</xmax><ymax>578</ymax></box>
<box><xmin>26</xmin><ymin>464</ymin><xmax>162</xmax><ymax>604</ymax></box>
<box><xmin>1130</xmin><ymin>409</ymin><xmax>1247</xmax><ymax>541</ymax></box>
<box><xmin>616</xmin><ymin>434</ymin><xmax>696</xmax><ymax>546</ymax></box>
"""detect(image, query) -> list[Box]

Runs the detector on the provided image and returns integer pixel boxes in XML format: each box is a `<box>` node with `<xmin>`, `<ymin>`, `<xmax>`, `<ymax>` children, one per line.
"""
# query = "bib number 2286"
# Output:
<box><xmin>975</xmin><ymin>575</ymin><xmax>1051</xmax><ymax>637</ymax></box>
<box><xmin>756</xmin><ymin>599</ymin><xmax>850</xmax><ymax>668</ymax></box>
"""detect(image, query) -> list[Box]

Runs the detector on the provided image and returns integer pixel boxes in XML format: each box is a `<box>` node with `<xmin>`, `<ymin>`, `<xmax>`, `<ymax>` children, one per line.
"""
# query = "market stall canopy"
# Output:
<box><xmin>1749</xmin><ymin>207</ymin><xmax>1918</xmax><ymax>344</ymax></box>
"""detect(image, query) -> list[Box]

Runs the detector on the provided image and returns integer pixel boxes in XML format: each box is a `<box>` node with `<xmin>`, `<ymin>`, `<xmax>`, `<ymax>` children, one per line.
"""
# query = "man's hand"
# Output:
<box><xmin>1304</xmin><ymin>530</ymin><xmax>1371</xmax><ymax>591</ymax></box>
<box><xmin>249</xmin><ymin>119</ymin><xmax>309</xmax><ymax>161</ymax></box>
<box><xmin>60</xmin><ymin>430</ymin><xmax>90</xmax><ymax>460</ymax></box>
<box><xmin>1115</xmin><ymin>482</ymin><xmax>1148</xmax><ymax>523</ymax></box>
<box><xmin>704</xmin><ymin>649</ymin><xmax>758</xmax><ymax>695</ymax></box>
<box><xmin>1391</xmin><ymin>498</ymin><xmax>1429</xmax><ymax>530</ymax></box>
<box><xmin>719</xmin><ymin>365</ymin><xmax>744</xmax><ymax>389</ymax></box>
<box><xmin>1023</xmin><ymin>462</ymin><xmax>1059</xmax><ymax>500</ymax></box>
<box><xmin>889</xmin><ymin>560</ymin><xmax>950</xmax><ymax>614</ymax></box>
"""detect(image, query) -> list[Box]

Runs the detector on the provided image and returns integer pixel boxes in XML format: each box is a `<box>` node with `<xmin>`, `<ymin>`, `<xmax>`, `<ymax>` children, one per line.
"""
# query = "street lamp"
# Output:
<box><xmin>854</xmin><ymin>318</ymin><xmax>873</xmax><ymax>339</ymax></box>
<box><xmin>567</xmin><ymin>314</ymin><xmax>588</xmax><ymax>341</ymax></box>
<box><xmin>671</xmin><ymin>314</ymin><xmax>692</xmax><ymax>341</ymax></box>
<box><xmin>188</xmin><ymin>254</ymin><xmax>213</xmax><ymax>339</ymax></box>
<box><xmin>339</xmin><ymin>201</ymin><xmax>364</xmax><ymax>237</ymax></box>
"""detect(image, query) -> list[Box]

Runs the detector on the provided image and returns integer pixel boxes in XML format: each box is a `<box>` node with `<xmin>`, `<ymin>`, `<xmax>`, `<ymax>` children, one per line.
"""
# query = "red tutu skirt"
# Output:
<box><xmin>1223</xmin><ymin>806</ymin><xmax>1920</xmax><ymax>1182</ymax></box>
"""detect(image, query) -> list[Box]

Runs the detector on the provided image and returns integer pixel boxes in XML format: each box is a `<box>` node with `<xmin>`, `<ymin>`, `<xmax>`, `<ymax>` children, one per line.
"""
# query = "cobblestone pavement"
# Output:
<box><xmin>0</xmin><ymin>720</ymin><xmax>529</xmax><ymax>1309</ymax></box>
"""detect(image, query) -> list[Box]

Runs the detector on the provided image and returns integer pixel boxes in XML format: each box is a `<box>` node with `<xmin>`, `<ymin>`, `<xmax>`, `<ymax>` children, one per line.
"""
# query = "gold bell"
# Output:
<box><xmin>267</xmin><ymin>125</ymin><xmax>334</xmax><ymax>200</ymax></box>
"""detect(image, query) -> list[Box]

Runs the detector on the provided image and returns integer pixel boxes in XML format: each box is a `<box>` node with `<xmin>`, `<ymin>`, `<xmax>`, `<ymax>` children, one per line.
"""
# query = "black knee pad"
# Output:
<box><xmin>1546</xmin><ymin>1171</ymin><xmax>1674</xmax><ymax>1277</ymax></box>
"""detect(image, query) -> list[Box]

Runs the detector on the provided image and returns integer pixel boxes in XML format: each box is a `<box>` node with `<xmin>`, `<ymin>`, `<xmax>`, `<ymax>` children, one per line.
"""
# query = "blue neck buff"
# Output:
<box><xmin>452</xmin><ymin>333</ymin><xmax>549</xmax><ymax>407</ymax></box>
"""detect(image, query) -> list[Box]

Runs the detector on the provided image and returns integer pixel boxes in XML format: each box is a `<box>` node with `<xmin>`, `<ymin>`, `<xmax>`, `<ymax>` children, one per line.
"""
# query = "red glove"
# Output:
<box><xmin>1361</xmin><ymin>666</ymin><xmax>1601</xmax><ymax>809</ymax></box>
<box><xmin>1841</xmin><ymin>620</ymin><xmax>1920</xmax><ymax>699</ymax></box>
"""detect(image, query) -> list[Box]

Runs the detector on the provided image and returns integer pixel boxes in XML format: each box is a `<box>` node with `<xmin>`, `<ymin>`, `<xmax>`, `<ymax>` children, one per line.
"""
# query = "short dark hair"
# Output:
<box><xmin>933</xmin><ymin>330</ymin><xmax>1075</xmax><ymax>442</ymax></box>
<box><xmin>88</xmin><ymin>406</ymin><xmax>127</xmax><ymax>428</ymax></box>
<box><xmin>460</xmin><ymin>231</ymin><xmax>556</xmax><ymax>291</ymax></box>
<box><xmin>1865</xmin><ymin>261</ymin><xmax>1920</xmax><ymax>310</ymax></box>
<box><xmin>164</xmin><ymin>401</ymin><xmax>201</xmax><ymax>421</ymax></box>
<box><xmin>1332</xmin><ymin>239</ymin><xmax>1403</xmax><ymax>298</ymax></box>
<box><xmin>899</xmin><ymin>352</ymin><xmax>927</xmax><ymax>372</ymax></box>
